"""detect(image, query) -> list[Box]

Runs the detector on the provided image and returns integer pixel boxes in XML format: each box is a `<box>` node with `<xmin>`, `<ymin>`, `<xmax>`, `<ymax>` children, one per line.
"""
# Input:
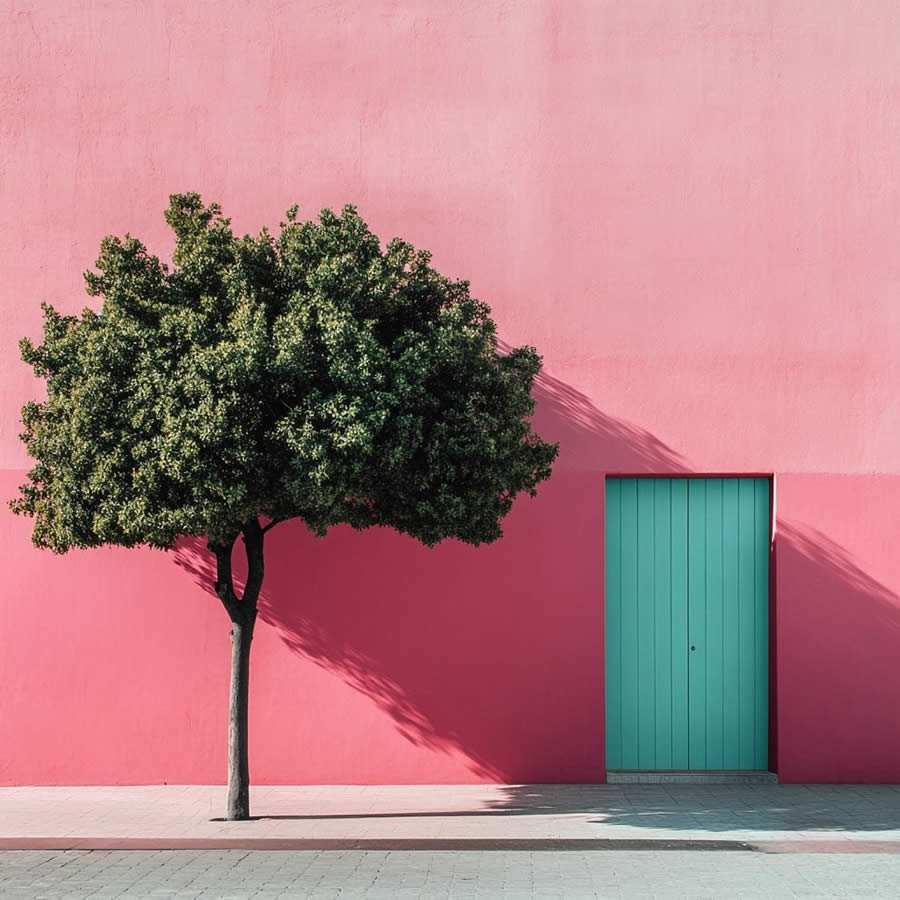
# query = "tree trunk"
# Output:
<box><xmin>211</xmin><ymin>518</ymin><xmax>264</xmax><ymax>821</ymax></box>
<box><xmin>226</xmin><ymin>607</ymin><xmax>255</xmax><ymax>820</ymax></box>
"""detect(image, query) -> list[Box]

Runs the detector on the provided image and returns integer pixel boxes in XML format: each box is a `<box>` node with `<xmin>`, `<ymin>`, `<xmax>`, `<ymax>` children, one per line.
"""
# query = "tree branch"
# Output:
<box><xmin>208</xmin><ymin>536</ymin><xmax>241</xmax><ymax>621</ymax></box>
<box><xmin>239</xmin><ymin>517</ymin><xmax>264</xmax><ymax>612</ymax></box>
<box><xmin>261</xmin><ymin>517</ymin><xmax>284</xmax><ymax>534</ymax></box>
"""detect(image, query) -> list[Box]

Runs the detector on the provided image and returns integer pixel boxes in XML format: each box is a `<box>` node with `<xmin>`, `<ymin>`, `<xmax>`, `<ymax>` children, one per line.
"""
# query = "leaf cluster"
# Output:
<box><xmin>12</xmin><ymin>194</ymin><xmax>558</xmax><ymax>551</ymax></box>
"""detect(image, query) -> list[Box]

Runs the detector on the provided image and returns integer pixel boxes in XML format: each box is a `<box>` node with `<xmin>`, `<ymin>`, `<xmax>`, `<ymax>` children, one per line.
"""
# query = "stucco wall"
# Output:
<box><xmin>2</xmin><ymin>0</ymin><xmax>899</xmax><ymax>784</ymax></box>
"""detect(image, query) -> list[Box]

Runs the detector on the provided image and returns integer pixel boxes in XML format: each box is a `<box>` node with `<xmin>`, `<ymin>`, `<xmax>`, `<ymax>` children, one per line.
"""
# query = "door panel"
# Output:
<box><xmin>604</xmin><ymin>478</ymin><xmax>689</xmax><ymax>770</ymax></box>
<box><xmin>606</xmin><ymin>477</ymin><xmax>769</xmax><ymax>771</ymax></box>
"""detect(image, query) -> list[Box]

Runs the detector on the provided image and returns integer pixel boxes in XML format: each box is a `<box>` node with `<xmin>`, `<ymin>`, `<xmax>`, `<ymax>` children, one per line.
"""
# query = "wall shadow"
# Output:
<box><xmin>529</xmin><ymin>370</ymin><xmax>687</xmax><ymax>474</ymax></box>
<box><xmin>773</xmin><ymin>521</ymin><xmax>900</xmax><ymax>783</ymax></box>
<box><xmin>174</xmin><ymin>369</ymin><xmax>900</xmax><ymax>786</ymax></box>
<box><xmin>173</xmin><ymin>371</ymin><xmax>688</xmax><ymax>782</ymax></box>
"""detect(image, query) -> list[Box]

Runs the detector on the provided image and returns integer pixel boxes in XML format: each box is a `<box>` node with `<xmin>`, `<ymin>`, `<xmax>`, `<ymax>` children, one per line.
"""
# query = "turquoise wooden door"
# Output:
<box><xmin>605</xmin><ymin>478</ymin><xmax>770</xmax><ymax>771</ymax></box>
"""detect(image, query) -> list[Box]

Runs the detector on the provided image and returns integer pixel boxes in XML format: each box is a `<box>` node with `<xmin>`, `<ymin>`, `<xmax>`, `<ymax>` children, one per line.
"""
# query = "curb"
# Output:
<box><xmin>2</xmin><ymin>838</ymin><xmax>899</xmax><ymax>853</ymax></box>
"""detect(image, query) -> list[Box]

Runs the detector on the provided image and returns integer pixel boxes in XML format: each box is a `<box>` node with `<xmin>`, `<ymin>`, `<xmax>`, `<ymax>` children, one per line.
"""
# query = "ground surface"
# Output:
<box><xmin>3</xmin><ymin>784</ymin><xmax>900</xmax><ymax>844</ymax></box>
<box><xmin>2</xmin><ymin>848</ymin><xmax>899</xmax><ymax>899</ymax></box>
<box><xmin>3</xmin><ymin>785</ymin><xmax>899</xmax><ymax>897</ymax></box>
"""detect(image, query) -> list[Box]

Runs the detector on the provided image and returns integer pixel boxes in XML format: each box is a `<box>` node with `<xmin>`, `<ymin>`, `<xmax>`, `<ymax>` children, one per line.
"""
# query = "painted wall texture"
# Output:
<box><xmin>2</xmin><ymin>0</ymin><xmax>899</xmax><ymax>784</ymax></box>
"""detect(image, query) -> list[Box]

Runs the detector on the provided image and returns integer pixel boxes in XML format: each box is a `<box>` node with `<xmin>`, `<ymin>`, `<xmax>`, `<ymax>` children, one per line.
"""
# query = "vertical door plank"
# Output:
<box><xmin>636</xmin><ymin>479</ymin><xmax>657</xmax><ymax>769</ymax></box>
<box><xmin>653</xmin><ymin>479</ymin><xmax>673</xmax><ymax>768</ymax></box>
<box><xmin>687</xmin><ymin>479</ymin><xmax>708</xmax><ymax>767</ymax></box>
<box><xmin>670</xmin><ymin>479</ymin><xmax>690</xmax><ymax>769</ymax></box>
<box><xmin>737</xmin><ymin>479</ymin><xmax>757</xmax><ymax>769</ymax></box>
<box><xmin>604</xmin><ymin>478</ymin><xmax>622</xmax><ymax>769</ymax></box>
<box><xmin>619</xmin><ymin>479</ymin><xmax>639</xmax><ymax>767</ymax></box>
<box><xmin>720</xmin><ymin>478</ymin><xmax>742</xmax><ymax>768</ymax></box>
<box><xmin>704</xmin><ymin>478</ymin><xmax>725</xmax><ymax>769</ymax></box>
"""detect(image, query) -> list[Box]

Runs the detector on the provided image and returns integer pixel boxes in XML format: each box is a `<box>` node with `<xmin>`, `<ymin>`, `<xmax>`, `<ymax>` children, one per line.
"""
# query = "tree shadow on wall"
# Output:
<box><xmin>528</xmin><ymin>370</ymin><xmax>687</xmax><ymax>474</ymax></box>
<box><xmin>769</xmin><ymin>520</ymin><xmax>900</xmax><ymax>783</ymax></box>
<box><xmin>173</xmin><ymin>370</ymin><xmax>900</xmax><ymax>787</ymax></box>
<box><xmin>173</xmin><ymin>371</ymin><xmax>687</xmax><ymax>783</ymax></box>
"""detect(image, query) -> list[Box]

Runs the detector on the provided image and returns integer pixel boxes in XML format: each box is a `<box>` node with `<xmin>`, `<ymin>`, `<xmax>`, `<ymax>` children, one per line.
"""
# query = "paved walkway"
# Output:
<box><xmin>3</xmin><ymin>848</ymin><xmax>900</xmax><ymax>898</ymax></box>
<box><xmin>2</xmin><ymin>784</ymin><xmax>900</xmax><ymax>848</ymax></box>
<box><xmin>3</xmin><ymin>787</ymin><xmax>900</xmax><ymax>898</ymax></box>
<box><xmin>0</xmin><ymin>850</ymin><xmax>900</xmax><ymax>900</ymax></box>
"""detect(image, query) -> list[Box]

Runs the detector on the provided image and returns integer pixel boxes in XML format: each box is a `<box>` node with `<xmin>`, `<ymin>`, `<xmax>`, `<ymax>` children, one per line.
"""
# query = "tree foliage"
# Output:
<box><xmin>12</xmin><ymin>194</ymin><xmax>558</xmax><ymax>553</ymax></box>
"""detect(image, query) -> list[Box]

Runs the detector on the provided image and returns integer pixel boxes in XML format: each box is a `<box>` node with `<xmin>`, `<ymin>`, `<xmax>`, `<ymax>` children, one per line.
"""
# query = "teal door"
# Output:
<box><xmin>605</xmin><ymin>477</ymin><xmax>770</xmax><ymax>771</ymax></box>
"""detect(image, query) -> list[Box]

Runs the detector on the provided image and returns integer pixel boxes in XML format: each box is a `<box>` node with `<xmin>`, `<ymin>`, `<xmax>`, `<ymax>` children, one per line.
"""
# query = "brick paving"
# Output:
<box><xmin>2</xmin><ymin>848</ymin><xmax>899</xmax><ymax>898</ymax></box>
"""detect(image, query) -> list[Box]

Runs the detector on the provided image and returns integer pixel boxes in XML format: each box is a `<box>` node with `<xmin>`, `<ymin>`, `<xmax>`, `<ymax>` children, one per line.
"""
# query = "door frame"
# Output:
<box><xmin>602</xmin><ymin>473</ymin><xmax>776</xmax><ymax>775</ymax></box>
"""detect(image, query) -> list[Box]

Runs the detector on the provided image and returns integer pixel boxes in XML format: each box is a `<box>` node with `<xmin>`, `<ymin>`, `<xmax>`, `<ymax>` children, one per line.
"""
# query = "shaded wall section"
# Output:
<box><xmin>0</xmin><ymin>374</ymin><xmax>674</xmax><ymax>785</ymax></box>
<box><xmin>3</xmin><ymin>389</ymin><xmax>900</xmax><ymax>784</ymax></box>
<box><xmin>775</xmin><ymin>476</ymin><xmax>900</xmax><ymax>783</ymax></box>
<box><xmin>0</xmin><ymin>468</ymin><xmax>606</xmax><ymax>785</ymax></box>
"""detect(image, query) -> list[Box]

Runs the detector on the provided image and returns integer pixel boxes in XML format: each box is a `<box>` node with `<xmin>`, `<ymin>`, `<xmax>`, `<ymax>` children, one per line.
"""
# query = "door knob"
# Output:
<box><xmin>690</xmin><ymin>645</ymin><xmax>696</xmax><ymax>651</ymax></box>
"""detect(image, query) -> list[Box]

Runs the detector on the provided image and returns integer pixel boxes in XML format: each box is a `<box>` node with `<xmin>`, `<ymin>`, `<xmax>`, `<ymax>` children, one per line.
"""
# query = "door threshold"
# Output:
<box><xmin>607</xmin><ymin>770</ymin><xmax>778</xmax><ymax>785</ymax></box>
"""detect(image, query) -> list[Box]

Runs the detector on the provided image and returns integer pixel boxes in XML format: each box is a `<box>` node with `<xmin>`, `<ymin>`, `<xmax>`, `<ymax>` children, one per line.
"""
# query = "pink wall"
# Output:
<box><xmin>774</xmin><ymin>476</ymin><xmax>900</xmax><ymax>783</ymax></box>
<box><xmin>2</xmin><ymin>1</ymin><xmax>899</xmax><ymax>784</ymax></box>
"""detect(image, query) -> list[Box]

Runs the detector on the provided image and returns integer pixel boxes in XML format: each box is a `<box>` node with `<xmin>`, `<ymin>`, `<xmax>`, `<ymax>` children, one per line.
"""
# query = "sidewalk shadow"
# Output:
<box><xmin>238</xmin><ymin>784</ymin><xmax>900</xmax><ymax>836</ymax></box>
<box><xmin>248</xmin><ymin>782</ymin><xmax>900</xmax><ymax>833</ymax></box>
<box><xmin>234</xmin><ymin>782</ymin><xmax>900</xmax><ymax>836</ymax></box>
<box><xmin>485</xmin><ymin>783</ymin><xmax>900</xmax><ymax>834</ymax></box>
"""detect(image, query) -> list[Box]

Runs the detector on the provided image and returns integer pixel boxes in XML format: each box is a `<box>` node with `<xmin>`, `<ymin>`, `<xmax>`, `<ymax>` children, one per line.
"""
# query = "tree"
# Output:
<box><xmin>10</xmin><ymin>194</ymin><xmax>558</xmax><ymax>820</ymax></box>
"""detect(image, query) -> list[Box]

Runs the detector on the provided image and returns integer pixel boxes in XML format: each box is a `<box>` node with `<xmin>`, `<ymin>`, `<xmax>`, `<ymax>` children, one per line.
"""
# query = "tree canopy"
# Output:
<box><xmin>12</xmin><ymin>194</ymin><xmax>558</xmax><ymax>552</ymax></box>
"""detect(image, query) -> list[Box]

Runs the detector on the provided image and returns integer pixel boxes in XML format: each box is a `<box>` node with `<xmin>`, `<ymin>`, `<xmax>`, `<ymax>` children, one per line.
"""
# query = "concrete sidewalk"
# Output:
<box><xmin>2</xmin><ymin>784</ymin><xmax>900</xmax><ymax>851</ymax></box>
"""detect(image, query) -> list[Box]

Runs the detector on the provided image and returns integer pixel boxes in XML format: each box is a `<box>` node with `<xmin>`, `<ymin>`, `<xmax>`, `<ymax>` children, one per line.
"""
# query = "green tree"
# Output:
<box><xmin>11</xmin><ymin>195</ymin><xmax>558</xmax><ymax>819</ymax></box>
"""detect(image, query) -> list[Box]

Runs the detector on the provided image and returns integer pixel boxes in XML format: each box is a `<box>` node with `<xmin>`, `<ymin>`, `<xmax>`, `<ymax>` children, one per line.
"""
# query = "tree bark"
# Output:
<box><xmin>211</xmin><ymin>518</ymin><xmax>264</xmax><ymax>821</ymax></box>
<box><xmin>226</xmin><ymin>606</ymin><xmax>254</xmax><ymax>820</ymax></box>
